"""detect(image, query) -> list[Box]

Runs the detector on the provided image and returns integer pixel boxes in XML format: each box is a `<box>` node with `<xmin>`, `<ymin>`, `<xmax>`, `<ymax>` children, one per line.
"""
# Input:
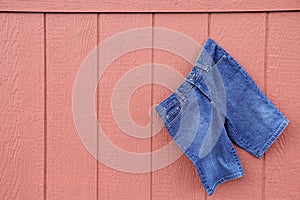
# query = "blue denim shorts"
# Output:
<box><xmin>155</xmin><ymin>38</ymin><xmax>289</xmax><ymax>196</ymax></box>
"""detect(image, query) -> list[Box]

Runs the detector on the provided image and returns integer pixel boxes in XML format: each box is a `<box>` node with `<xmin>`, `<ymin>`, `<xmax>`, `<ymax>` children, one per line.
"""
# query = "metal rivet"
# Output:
<box><xmin>189</xmin><ymin>73</ymin><xmax>195</xmax><ymax>80</ymax></box>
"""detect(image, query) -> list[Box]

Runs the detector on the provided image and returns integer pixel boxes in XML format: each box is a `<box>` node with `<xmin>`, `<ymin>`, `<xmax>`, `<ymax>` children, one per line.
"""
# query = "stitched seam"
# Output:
<box><xmin>215</xmin><ymin>54</ymin><xmax>227</xmax><ymax>67</ymax></box>
<box><xmin>175</xmin><ymin>89</ymin><xmax>188</xmax><ymax>103</ymax></box>
<box><xmin>162</xmin><ymin>96</ymin><xmax>180</xmax><ymax>110</ymax></box>
<box><xmin>208</xmin><ymin>171</ymin><xmax>244</xmax><ymax>194</ymax></box>
<box><xmin>166</xmin><ymin>107</ymin><xmax>182</xmax><ymax>128</ymax></box>
<box><xmin>256</xmin><ymin>118</ymin><xmax>289</xmax><ymax>158</ymax></box>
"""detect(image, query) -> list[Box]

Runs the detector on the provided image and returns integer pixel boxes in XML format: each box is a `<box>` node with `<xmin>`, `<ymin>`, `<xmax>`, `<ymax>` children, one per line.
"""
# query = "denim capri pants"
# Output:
<box><xmin>155</xmin><ymin>38</ymin><xmax>289</xmax><ymax>196</ymax></box>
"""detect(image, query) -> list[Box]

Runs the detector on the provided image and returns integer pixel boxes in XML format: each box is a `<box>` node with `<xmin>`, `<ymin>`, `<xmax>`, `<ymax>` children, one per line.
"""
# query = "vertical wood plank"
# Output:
<box><xmin>46</xmin><ymin>14</ymin><xmax>98</xmax><ymax>199</ymax></box>
<box><xmin>152</xmin><ymin>13</ymin><xmax>208</xmax><ymax>200</ymax></box>
<box><xmin>265</xmin><ymin>12</ymin><xmax>300</xmax><ymax>200</ymax></box>
<box><xmin>209</xmin><ymin>13</ymin><xmax>266</xmax><ymax>199</ymax></box>
<box><xmin>97</xmin><ymin>14</ymin><xmax>152</xmax><ymax>199</ymax></box>
<box><xmin>0</xmin><ymin>13</ymin><xmax>44</xmax><ymax>199</ymax></box>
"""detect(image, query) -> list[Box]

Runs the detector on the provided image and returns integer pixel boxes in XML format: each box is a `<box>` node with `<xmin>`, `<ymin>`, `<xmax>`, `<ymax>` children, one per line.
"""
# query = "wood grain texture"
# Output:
<box><xmin>97</xmin><ymin>14</ymin><xmax>152</xmax><ymax>200</ymax></box>
<box><xmin>0</xmin><ymin>13</ymin><xmax>44</xmax><ymax>199</ymax></box>
<box><xmin>46</xmin><ymin>14</ymin><xmax>98</xmax><ymax>199</ymax></box>
<box><xmin>265</xmin><ymin>12</ymin><xmax>300</xmax><ymax>200</ymax></box>
<box><xmin>0</xmin><ymin>0</ymin><xmax>299</xmax><ymax>12</ymax></box>
<box><xmin>208</xmin><ymin>13</ymin><xmax>266</xmax><ymax>199</ymax></box>
<box><xmin>0</xmin><ymin>8</ymin><xmax>299</xmax><ymax>200</ymax></box>
<box><xmin>152</xmin><ymin>13</ymin><xmax>208</xmax><ymax>200</ymax></box>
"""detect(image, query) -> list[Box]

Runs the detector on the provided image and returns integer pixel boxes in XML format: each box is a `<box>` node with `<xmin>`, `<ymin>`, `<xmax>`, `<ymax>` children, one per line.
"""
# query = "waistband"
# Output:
<box><xmin>157</xmin><ymin>38</ymin><xmax>234</xmax><ymax>110</ymax></box>
<box><xmin>178</xmin><ymin>38</ymin><xmax>226</xmax><ymax>99</ymax></box>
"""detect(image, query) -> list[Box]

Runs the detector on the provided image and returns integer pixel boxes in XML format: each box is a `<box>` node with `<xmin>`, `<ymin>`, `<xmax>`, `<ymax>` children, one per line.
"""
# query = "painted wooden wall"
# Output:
<box><xmin>0</xmin><ymin>1</ymin><xmax>299</xmax><ymax>200</ymax></box>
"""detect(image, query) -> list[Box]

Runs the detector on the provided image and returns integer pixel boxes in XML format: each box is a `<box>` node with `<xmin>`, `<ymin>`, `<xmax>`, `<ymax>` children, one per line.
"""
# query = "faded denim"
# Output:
<box><xmin>155</xmin><ymin>38</ymin><xmax>289</xmax><ymax>195</ymax></box>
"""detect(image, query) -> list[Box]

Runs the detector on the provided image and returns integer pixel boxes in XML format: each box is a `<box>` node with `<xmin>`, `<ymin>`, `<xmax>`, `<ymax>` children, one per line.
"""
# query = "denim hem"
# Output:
<box><xmin>206</xmin><ymin>170</ymin><xmax>244</xmax><ymax>196</ymax></box>
<box><xmin>192</xmin><ymin>153</ymin><xmax>244</xmax><ymax>196</ymax></box>
<box><xmin>255</xmin><ymin>118</ymin><xmax>289</xmax><ymax>158</ymax></box>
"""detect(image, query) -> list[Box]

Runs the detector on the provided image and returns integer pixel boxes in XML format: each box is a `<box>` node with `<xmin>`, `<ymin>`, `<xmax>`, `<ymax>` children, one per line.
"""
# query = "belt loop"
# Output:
<box><xmin>174</xmin><ymin>89</ymin><xmax>186</xmax><ymax>103</ymax></box>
